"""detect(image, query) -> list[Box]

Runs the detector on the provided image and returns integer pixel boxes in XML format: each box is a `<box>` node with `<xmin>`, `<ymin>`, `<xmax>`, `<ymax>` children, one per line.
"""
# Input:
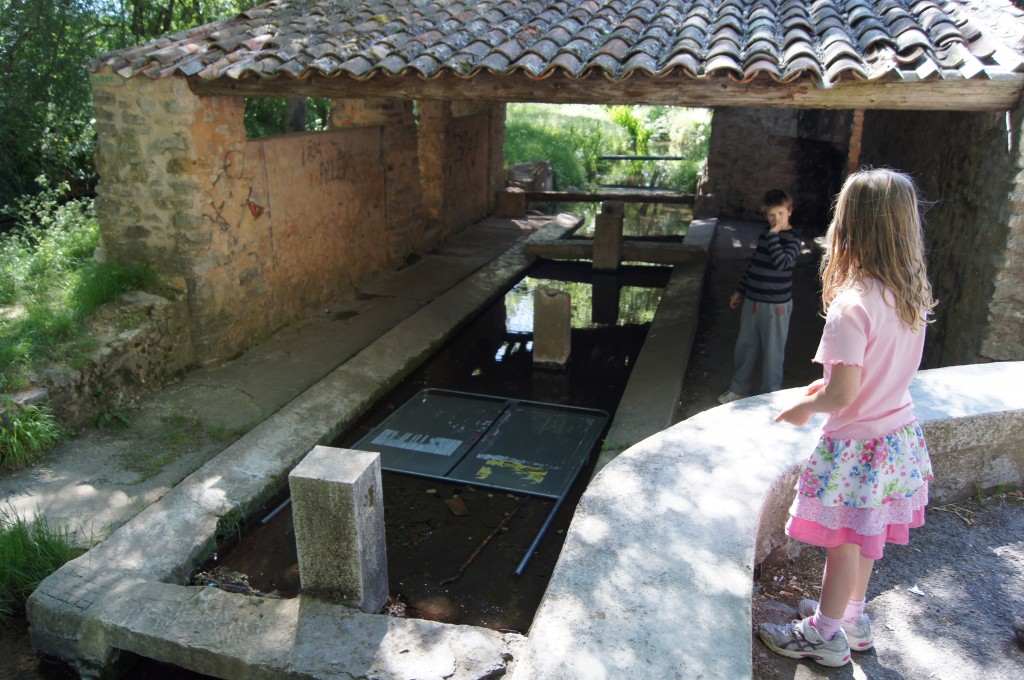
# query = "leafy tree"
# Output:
<box><xmin>0</xmin><ymin>1</ymin><xmax>259</xmax><ymax>213</ymax></box>
<box><xmin>0</xmin><ymin>1</ymin><xmax>102</xmax><ymax>208</ymax></box>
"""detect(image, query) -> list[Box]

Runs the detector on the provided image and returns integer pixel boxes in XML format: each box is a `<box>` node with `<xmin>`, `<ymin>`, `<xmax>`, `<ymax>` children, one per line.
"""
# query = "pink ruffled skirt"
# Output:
<box><xmin>786</xmin><ymin>421</ymin><xmax>932</xmax><ymax>560</ymax></box>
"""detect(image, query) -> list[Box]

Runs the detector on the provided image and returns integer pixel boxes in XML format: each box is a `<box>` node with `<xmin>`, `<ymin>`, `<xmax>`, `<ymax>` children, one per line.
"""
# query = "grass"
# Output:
<box><xmin>0</xmin><ymin>506</ymin><xmax>79</xmax><ymax>622</ymax></box>
<box><xmin>0</xmin><ymin>399</ymin><xmax>67</xmax><ymax>471</ymax></box>
<box><xmin>0</xmin><ymin>180</ymin><xmax>158</xmax><ymax>392</ymax></box>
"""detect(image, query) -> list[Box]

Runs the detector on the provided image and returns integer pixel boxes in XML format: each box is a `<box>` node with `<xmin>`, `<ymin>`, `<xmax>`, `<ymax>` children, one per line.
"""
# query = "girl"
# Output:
<box><xmin>758</xmin><ymin>168</ymin><xmax>937</xmax><ymax>667</ymax></box>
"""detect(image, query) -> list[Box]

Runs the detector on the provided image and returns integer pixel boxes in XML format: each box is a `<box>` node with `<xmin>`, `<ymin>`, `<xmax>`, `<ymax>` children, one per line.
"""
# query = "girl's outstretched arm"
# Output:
<box><xmin>775</xmin><ymin>365</ymin><xmax>862</xmax><ymax>426</ymax></box>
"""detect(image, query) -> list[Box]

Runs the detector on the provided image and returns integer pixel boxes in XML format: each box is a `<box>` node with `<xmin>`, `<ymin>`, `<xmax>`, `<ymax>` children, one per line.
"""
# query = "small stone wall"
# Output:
<box><xmin>419</xmin><ymin>100</ymin><xmax>505</xmax><ymax>247</ymax></box>
<box><xmin>21</xmin><ymin>291</ymin><xmax>192</xmax><ymax>427</ymax></box>
<box><xmin>858</xmin><ymin>105</ymin><xmax>1024</xmax><ymax>366</ymax></box>
<box><xmin>696</xmin><ymin>107</ymin><xmax>852</xmax><ymax>228</ymax></box>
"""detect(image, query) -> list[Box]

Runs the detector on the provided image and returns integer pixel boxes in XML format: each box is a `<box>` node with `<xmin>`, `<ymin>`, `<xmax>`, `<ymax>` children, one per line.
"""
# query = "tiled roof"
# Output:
<box><xmin>89</xmin><ymin>0</ymin><xmax>1024</xmax><ymax>88</ymax></box>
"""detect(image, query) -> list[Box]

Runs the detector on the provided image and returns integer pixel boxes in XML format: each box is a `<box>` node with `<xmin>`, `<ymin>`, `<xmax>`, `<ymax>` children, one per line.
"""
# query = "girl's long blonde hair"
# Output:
<box><xmin>821</xmin><ymin>169</ymin><xmax>937</xmax><ymax>330</ymax></box>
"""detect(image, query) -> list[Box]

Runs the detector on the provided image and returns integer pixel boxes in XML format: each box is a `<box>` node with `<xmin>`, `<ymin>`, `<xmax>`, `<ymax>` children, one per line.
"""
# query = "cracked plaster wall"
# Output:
<box><xmin>90</xmin><ymin>74</ymin><xmax>504</xmax><ymax>367</ymax></box>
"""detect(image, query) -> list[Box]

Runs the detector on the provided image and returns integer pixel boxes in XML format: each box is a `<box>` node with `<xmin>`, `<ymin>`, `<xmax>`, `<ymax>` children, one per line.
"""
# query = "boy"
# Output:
<box><xmin>718</xmin><ymin>189</ymin><xmax>801</xmax><ymax>404</ymax></box>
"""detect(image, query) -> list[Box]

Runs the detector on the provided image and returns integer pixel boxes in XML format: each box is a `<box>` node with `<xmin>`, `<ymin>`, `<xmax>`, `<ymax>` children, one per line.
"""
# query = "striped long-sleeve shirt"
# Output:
<box><xmin>735</xmin><ymin>229</ymin><xmax>801</xmax><ymax>303</ymax></box>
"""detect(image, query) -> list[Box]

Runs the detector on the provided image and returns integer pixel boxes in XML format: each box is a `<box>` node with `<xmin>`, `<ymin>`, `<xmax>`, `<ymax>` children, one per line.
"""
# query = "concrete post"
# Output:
<box><xmin>593</xmin><ymin>201</ymin><xmax>625</xmax><ymax>271</ymax></box>
<box><xmin>533</xmin><ymin>286</ymin><xmax>571</xmax><ymax>369</ymax></box>
<box><xmin>288</xmin><ymin>446</ymin><xmax>387</xmax><ymax>613</ymax></box>
<box><xmin>495</xmin><ymin>187</ymin><xmax>527</xmax><ymax>217</ymax></box>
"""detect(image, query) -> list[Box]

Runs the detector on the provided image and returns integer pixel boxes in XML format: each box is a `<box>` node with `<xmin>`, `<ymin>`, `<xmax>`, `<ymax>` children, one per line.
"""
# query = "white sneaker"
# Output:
<box><xmin>717</xmin><ymin>390</ymin><xmax>745</xmax><ymax>404</ymax></box>
<box><xmin>798</xmin><ymin>598</ymin><xmax>875</xmax><ymax>651</ymax></box>
<box><xmin>758</xmin><ymin>616</ymin><xmax>851</xmax><ymax>667</ymax></box>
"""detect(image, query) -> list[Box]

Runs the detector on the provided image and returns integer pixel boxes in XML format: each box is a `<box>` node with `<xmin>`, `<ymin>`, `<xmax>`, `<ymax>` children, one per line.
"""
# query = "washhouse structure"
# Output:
<box><xmin>27</xmin><ymin>0</ymin><xmax>1024</xmax><ymax>677</ymax></box>
<box><xmin>86</xmin><ymin>0</ymin><xmax>1024</xmax><ymax>375</ymax></box>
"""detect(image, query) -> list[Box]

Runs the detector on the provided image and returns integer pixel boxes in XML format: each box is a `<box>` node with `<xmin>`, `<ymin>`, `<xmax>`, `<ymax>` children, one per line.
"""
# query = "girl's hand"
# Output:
<box><xmin>805</xmin><ymin>379</ymin><xmax>825</xmax><ymax>395</ymax></box>
<box><xmin>775</xmin><ymin>401</ymin><xmax>814</xmax><ymax>426</ymax></box>
<box><xmin>775</xmin><ymin>366</ymin><xmax>862</xmax><ymax>427</ymax></box>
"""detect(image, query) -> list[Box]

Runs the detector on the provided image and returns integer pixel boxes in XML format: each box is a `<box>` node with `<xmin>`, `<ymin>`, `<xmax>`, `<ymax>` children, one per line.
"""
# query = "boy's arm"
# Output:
<box><xmin>763</xmin><ymin>231</ymin><xmax>800</xmax><ymax>270</ymax></box>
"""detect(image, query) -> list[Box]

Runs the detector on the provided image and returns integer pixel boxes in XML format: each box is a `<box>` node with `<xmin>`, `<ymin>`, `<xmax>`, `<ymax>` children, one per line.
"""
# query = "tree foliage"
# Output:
<box><xmin>0</xmin><ymin>0</ymin><xmax>258</xmax><ymax>212</ymax></box>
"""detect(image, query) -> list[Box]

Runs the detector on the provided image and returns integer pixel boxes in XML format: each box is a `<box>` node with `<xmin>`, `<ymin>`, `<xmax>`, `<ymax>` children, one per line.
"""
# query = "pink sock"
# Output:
<box><xmin>844</xmin><ymin>598</ymin><xmax>866</xmax><ymax>623</ymax></box>
<box><xmin>811</xmin><ymin>607</ymin><xmax>844</xmax><ymax>641</ymax></box>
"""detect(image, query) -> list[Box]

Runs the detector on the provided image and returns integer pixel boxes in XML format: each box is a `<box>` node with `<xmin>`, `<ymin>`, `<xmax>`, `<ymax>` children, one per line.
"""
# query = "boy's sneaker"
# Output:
<box><xmin>758</xmin><ymin>616</ymin><xmax>851</xmax><ymax>667</ymax></box>
<box><xmin>717</xmin><ymin>390</ymin><xmax>745</xmax><ymax>404</ymax></box>
<box><xmin>798</xmin><ymin>598</ymin><xmax>874</xmax><ymax>650</ymax></box>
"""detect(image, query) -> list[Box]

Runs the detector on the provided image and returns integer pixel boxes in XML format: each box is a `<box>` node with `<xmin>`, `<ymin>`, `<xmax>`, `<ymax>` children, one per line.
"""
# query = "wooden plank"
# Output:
<box><xmin>189</xmin><ymin>71</ymin><xmax>1024</xmax><ymax>112</ymax></box>
<box><xmin>599</xmin><ymin>155</ymin><xmax>689</xmax><ymax>161</ymax></box>
<box><xmin>525</xmin><ymin>240</ymin><xmax>706</xmax><ymax>265</ymax></box>
<box><xmin>526</xmin><ymin>190</ymin><xmax>695</xmax><ymax>204</ymax></box>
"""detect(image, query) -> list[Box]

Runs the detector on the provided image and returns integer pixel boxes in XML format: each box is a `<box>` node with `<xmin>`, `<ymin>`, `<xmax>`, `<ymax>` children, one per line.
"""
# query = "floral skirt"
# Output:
<box><xmin>786</xmin><ymin>420</ymin><xmax>933</xmax><ymax>560</ymax></box>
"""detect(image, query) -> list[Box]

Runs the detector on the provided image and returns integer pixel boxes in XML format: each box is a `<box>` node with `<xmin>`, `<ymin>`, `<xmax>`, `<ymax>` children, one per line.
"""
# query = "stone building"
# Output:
<box><xmin>88</xmin><ymin>0</ymin><xmax>1024</xmax><ymax>374</ymax></box>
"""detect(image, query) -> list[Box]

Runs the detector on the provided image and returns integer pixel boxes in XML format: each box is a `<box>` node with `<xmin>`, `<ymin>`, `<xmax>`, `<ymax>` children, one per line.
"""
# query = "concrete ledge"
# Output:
<box><xmin>595</xmin><ymin>218</ymin><xmax>716</xmax><ymax>471</ymax></box>
<box><xmin>513</xmin><ymin>362</ymin><xmax>1024</xmax><ymax>679</ymax></box>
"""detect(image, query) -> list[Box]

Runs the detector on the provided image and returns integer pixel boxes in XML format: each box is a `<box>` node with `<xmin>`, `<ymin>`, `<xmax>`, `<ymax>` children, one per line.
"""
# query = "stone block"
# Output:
<box><xmin>289</xmin><ymin>446</ymin><xmax>387</xmax><ymax>613</ymax></box>
<box><xmin>494</xmin><ymin>188</ymin><xmax>526</xmax><ymax>217</ymax></box>
<box><xmin>533</xmin><ymin>286</ymin><xmax>571</xmax><ymax>369</ymax></box>
<box><xmin>593</xmin><ymin>201</ymin><xmax>625</xmax><ymax>271</ymax></box>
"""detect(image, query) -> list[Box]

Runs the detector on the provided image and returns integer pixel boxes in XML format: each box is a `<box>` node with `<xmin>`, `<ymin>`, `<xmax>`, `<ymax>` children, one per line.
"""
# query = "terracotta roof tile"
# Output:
<box><xmin>88</xmin><ymin>0</ymin><xmax>1024</xmax><ymax>89</ymax></box>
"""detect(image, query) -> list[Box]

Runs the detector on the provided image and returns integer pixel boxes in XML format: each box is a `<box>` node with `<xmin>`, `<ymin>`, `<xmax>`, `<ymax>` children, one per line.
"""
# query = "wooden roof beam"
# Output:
<box><xmin>189</xmin><ymin>71</ymin><xmax>1024</xmax><ymax>111</ymax></box>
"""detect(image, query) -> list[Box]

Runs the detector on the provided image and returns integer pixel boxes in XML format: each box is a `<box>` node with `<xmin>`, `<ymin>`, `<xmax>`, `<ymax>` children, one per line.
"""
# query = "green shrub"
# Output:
<box><xmin>504</xmin><ymin>104</ymin><xmax>629</xmax><ymax>190</ymax></box>
<box><xmin>73</xmin><ymin>261</ymin><xmax>157</xmax><ymax>319</ymax></box>
<box><xmin>0</xmin><ymin>506</ymin><xmax>77</xmax><ymax>621</ymax></box>
<box><xmin>504</xmin><ymin>105</ymin><xmax>711</xmax><ymax>194</ymax></box>
<box><xmin>0</xmin><ymin>400</ymin><xmax>66</xmax><ymax>471</ymax></box>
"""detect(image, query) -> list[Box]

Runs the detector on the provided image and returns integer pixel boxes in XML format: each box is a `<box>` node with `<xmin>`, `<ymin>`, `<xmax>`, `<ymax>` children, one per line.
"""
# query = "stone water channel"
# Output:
<box><xmin>28</xmin><ymin>201</ymin><xmax>708</xmax><ymax>680</ymax></box>
<box><xmin>199</xmin><ymin>258</ymin><xmax>672</xmax><ymax>634</ymax></box>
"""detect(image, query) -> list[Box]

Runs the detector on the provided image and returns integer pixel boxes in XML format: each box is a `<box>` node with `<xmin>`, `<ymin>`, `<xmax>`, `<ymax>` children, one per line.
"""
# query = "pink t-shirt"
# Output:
<box><xmin>813</xmin><ymin>278</ymin><xmax>926</xmax><ymax>439</ymax></box>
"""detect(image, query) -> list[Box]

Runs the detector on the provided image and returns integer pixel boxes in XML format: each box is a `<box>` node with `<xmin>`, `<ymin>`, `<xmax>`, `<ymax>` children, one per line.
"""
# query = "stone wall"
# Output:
<box><xmin>419</xmin><ymin>101</ymin><xmax>505</xmax><ymax>248</ymax></box>
<box><xmin>858</xmin><ymin>104</ymin><xmax>1024</xmax><ymax>366</ymax></box>
<box><xmin>18</xmin><ymin>292</ymin><xmax>192</xmax><ymax>427</ymax></box>
<box><xmin>90</xmin><ymin>72</ymin><xmax>506</xmax><ymax>368</ymax></box>
<box><xmin>696</xmin><ymin>108</ymin><xmax>852</xmax><ymax>229</ymax></box>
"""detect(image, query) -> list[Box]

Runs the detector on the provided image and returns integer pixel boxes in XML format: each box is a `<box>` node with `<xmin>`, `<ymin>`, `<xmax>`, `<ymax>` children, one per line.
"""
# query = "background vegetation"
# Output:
<box><xmin>0</xmin><ymin>505</ymin><xmax>78</xmax><ymax>621</ymax></box>
<box><xmin>504</xmin><ymin>104</ymin><xmax>711</xmax><ymax>193</ymax></box>
<box><xmin>0</xmin><ymin>1</ymin><xmax>263</xmax><ymax>213</ymax></box>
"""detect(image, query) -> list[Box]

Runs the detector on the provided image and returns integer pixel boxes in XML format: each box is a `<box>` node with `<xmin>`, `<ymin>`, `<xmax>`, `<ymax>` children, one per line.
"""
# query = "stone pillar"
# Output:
<box><xmin>417</xmin><ymin>100</ymin><xmax>452</xmax><ymax>235</ymax></box>
<box><xmin>331</xmin><ymin>98</ymin><xmax>425</xmax><ymax>266</ymax></box>
<box><xmin>533</xmin><ymin>286</ymin><xmax>571</xmax><ymax>369</ymax></box>
<box><xmin>289</xmin><ymin>445</ymin><xmax>387</xmax><ymax>613</ymax></box>
<box><xmin>591</xmin><ymin>272</ymin><xmax>622</xmax><ymax>326</ymax></box>
<box><xmin>495</xmin><ymin>187</ymin><xmax>527</xmax><ymax>217</ymax></box>
<box><xmin>593</xmin><ymin>201</ymin><xmax>625</xmax><ymax>271</ymax></box>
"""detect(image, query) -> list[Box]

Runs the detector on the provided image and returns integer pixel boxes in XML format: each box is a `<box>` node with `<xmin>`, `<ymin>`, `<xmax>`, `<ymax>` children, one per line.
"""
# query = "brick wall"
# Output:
<box><xmin>697</xmin><ymin>108</ymin><xmax>851</xmax><ymax>229</ymax></box>
<box><xmin>859</xmin><ymin>105</ymin><xmax>1024</xmax><ymax>366</ymax></box>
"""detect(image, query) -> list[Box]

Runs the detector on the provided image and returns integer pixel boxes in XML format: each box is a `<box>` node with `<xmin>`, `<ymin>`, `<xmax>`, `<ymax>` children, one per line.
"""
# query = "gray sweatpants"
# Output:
<box><xmin>728</xmin><ymin>297</ymin><xmax>792</xmax><ymax>395</ymax></box>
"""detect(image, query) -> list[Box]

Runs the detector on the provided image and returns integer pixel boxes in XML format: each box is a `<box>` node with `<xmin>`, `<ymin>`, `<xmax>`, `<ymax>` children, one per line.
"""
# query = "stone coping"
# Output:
<box><xmin>512</xmin><ymin>361</ymin><xmax>1024</xmax><ymax>679</ymax></box>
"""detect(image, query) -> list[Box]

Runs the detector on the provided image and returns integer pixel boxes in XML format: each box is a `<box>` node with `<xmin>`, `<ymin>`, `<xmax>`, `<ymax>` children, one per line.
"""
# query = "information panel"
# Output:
<box><xmin>354</xmin><ymin>389</ymin><xmax>608</xmax><ymax>498</ymax></box>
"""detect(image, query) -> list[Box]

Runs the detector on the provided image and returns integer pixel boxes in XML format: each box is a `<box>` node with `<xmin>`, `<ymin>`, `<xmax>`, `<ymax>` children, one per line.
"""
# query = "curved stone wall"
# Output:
<box><xmin>514</xmin><ymin>362</ymin><xmax>1024</xmax><ymax>679</ymax></box>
